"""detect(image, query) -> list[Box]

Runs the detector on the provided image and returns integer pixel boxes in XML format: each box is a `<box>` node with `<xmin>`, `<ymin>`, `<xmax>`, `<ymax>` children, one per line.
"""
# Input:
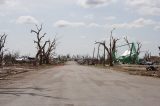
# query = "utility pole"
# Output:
<box><xmin>110</xmin><ymin>28</ymin><xmax>116</xmax><ymax>53</ymax></box>
<box><xmin>97</xmin><ymin>44</ymin><xmax>100</xmax><ymax>60</ymax></box>
<box><xmin>93</xmin><ymin>47</ymin><xmax>95</xmax><ymax>59</ymax></box>
<box><xmin>103</xmin><ymin>41</ymin><xmax>106</xmax><ymax>66</ymax></box>
<box><xmin>109</xmin><ymin>28</ymin><xmax>116</xmax><ymax>66</ymax></box>
<box><xmin>158</xmin><ymin>46</ymin><xmax>160</xmax><ymax>56</ymax></box>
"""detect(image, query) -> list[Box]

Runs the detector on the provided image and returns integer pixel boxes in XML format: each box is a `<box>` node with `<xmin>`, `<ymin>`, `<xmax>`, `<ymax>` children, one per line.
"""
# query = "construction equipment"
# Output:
<box><xmin>113</xmin><ymin>42</ymin><xmax>139</xmax><ymax>64</ymax></box>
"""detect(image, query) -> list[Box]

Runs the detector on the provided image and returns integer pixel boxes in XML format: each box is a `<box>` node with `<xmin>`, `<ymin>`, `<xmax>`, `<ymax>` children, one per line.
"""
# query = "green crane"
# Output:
<box><xmin>113</xmin><ymin>42</ymin><xmax>139</xmax><ymax>64</ymax></box>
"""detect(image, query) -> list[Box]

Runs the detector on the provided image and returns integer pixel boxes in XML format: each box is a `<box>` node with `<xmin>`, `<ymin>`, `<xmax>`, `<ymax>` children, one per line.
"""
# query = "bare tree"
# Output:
<box><xmin>95</xmin><ymin>41</ymin><xmax>106</xmax><ymax>66</ymax></box>
<box><xmin>31</xmin><ymin>24</ymin><xmax>49</xmax><ymax>65</ymax></box>
<box><xmin>124</xmin><ymin>36</ymin><xmax>131</xmax><ymax>49</ymax></box>
<box><xmin>3</xmin><ymin>51</ymin><xmax>20</xmax><ymax>65</ymax></box>
<box><xmin>136</xmin><ymin>42</ymin><xmax>142</xmax><ymax>56</ymax></box>
<box><xmin>43</xmin><ymin>38</ymin><xmax>57</xmax><ymax>64</ymax></box>
<box><xmin>95</xmin><ymin>29</ymin><xmax>119</xmax><ymax>66</ymax></box>
<box><xmin>144</xmin><ymin>51</ymin><xmax>150</xmax><ymax>61</ymax></box>
<box><xmin>0</xmin><ymin>33</ymin><xmax>7</xmax><ymax>66</ymax></box>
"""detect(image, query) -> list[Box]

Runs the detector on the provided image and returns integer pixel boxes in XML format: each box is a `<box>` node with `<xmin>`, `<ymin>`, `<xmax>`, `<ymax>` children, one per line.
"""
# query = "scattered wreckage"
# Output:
<box><xmin>146</xmin><ymin>65</ymin><xmax>158</xmax><ymax>71</ymax></box>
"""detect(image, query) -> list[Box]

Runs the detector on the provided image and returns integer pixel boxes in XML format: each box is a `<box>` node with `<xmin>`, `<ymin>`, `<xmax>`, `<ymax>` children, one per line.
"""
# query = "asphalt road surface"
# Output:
<box><xmin>0</xmin><ymin>61</ymin><xmax>160</xmax><ymax>106</ymax></box>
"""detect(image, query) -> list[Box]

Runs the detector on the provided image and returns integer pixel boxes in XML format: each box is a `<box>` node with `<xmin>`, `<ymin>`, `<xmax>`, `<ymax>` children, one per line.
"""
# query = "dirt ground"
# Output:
<box><xmin>0</xmin><ymin>65</ymin><xmax>36</xmax><ymax>79</ymax></box>
<box><xmin>0</xmin><ymin>61</ymin><xmax>160</xmax><ymax>106</ymax></box>
<box><xmin>0</xmin><ymin>64</ymin><xmax>64</xmax><ymax>86</ymax></box>
<box><xmin>111</xmin><ymin>64</ymin><xmax>160</xmax><ymax>78</ymax></box>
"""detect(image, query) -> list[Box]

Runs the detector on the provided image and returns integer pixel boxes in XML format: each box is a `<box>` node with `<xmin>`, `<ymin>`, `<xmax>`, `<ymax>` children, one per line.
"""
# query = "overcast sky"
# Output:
<box><xmin>0</xmin><ymin>0</ymin><xmax>160</xmax><ymax>57</ymax></box>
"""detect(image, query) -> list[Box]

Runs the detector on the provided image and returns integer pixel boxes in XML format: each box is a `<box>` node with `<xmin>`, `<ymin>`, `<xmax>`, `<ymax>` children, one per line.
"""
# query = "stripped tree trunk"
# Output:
<box><xmin>0</xmin><ymin>33</ymin><xmax>7</xmax><ymax>66</ymax></box>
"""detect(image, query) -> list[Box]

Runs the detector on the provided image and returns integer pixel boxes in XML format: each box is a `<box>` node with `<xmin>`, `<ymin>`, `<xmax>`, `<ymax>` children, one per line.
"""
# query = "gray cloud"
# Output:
<box><xmin>16</xmin><ymin>16</ymin><xmax>38</xmax><ymax>24</ymax></box>
<box><xmin>0</xmin><ymin>0</ymin><xmax>6</xmax><ymax>5</ymax></box>
<box><xmin>54</xmin><ymin>20</ymin><xmax>86</xmax><ymax>28</ymax></box>
<box><xmin>126</xmin><ymin>0</ymin><xmax>160</xmax><ymax>16</ymax></box>
<box><xmin>111</xmin><ymin>18</ymin><xmax>156</xmax><ymax>29</ymax></box>
<box><xmin>78</xmin><ymin>0</ymin><xmax>115</xmax><ymax>8</ymax></box>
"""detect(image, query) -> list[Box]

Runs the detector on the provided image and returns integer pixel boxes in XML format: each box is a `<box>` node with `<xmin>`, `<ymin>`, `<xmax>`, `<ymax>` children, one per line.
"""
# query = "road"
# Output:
<box><xmin>0</xmin><ymin>61</ymin><xmax>160</xmax><ymax>106</ymax></box>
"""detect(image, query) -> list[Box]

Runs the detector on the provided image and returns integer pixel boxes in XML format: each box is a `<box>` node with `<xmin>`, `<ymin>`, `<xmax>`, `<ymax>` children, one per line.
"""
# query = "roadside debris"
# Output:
<box><xmin>146</xmin><ymin>65</ymin><xmax>158</xmax><ymax>71</ymax></box>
